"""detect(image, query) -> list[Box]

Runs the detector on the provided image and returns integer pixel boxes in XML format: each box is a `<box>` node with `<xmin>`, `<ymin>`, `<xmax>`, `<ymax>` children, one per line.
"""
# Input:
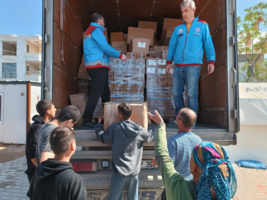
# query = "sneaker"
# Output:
<box><xmin>81</xmin><ymin>122</ymin><xmax>96</xmax><ymax>130</ymax></box>
<box><xmin>167</xmin><ymin>121</ymin><xmax>177</xmax><ymax>128</ymax></box>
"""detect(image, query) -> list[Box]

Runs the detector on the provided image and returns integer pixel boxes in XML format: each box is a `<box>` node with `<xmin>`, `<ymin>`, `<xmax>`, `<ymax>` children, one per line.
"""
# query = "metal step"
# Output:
<box><xmin>73</xmin><ymin>150</ymin><xmax>155</xmax><ymax>160</ymax></box>
<box><xmin>81</xmin><ymin>169</ymin><xmax>164</xmax><ymax>190</ymax></box>
<box><xmin>74</xmin><ymin>128</ymin><xmax>236</xmax><ymax>146</ymax></box>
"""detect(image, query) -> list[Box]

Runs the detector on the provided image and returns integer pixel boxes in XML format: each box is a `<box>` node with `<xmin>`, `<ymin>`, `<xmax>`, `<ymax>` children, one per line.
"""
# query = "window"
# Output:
<box><xmin>26</xmin><ymin>65</ymin><xmax>41</xmax><ymax>75</ymax></box>
<box><xmin>2</xmin><ymin>41</ymin><xmax>17</xmax><ymax>56</ymax></box>
<box><xmin>0</xmin><ymin>93</ymin><xmax>3</xmax><ymax>123</ymax></box>
<box><xmin>27</xmin><ymin>44</ymin><xmax>30</xmax><ymax>53</ymax></box>
<box><xmin>2</xmin><ymin>63</ymin><xmax>17</xmax><ymax>78</ymax></box>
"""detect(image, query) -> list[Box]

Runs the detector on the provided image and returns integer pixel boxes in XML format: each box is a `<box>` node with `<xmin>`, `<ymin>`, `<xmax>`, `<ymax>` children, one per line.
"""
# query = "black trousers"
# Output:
<box><xmin>26</xmin><ymin>172</ymin><xmax>34</xmax><ymax>183</ymax></box>
<box><xmin>82</xmin><ymin>67</ymin><xmax>110</xmax><ymax>124</ymax></box>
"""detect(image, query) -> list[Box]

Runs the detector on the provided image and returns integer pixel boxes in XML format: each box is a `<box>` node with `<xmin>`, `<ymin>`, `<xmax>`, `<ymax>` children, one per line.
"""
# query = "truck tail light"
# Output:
<box><xmin>71</xmin><ymin>160</ymin><xmax>98</xmax><ymax>172</ymax></box>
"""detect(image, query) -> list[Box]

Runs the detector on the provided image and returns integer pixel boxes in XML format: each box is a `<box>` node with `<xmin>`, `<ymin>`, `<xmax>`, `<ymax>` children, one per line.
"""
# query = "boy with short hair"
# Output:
<box><xmin>25</xmin><ymin>100</ymin><xmax>56</xmax><ymax>182</ymax></box>
<box><xmin>36</xmin><ymin>105</ymin><xmax>81</xmax><ymax>165</ymax></box>
<box><xmin>95</xmin><ymin>103</ymin><xmax>154</xmax><ymax>200</ymax></box>
<box><xmin>27</xmin><ymin>127</ymin><xmax>86</xmax><ymax>200</ymax></box>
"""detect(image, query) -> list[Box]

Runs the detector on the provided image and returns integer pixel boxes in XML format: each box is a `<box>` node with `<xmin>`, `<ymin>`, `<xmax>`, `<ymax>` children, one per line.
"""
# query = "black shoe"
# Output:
<box><xmin>81</xmin><ymin>122</ymin><xmax>96</xmax><ymax>130</ymax></box>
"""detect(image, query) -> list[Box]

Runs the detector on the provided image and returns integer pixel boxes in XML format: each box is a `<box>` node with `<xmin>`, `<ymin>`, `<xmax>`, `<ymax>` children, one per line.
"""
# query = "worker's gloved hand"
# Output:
<box><xmin>121</xmin><ymin>54</ymin><xmax>127</xmax><ymax>61</ymax></box>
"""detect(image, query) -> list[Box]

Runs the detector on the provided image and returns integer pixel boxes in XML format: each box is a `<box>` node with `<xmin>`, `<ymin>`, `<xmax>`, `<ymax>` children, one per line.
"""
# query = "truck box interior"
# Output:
<box><xmin>50</xmin><ymin>0</ymin><xmax>236</xmax><ymax>142</ymax></box>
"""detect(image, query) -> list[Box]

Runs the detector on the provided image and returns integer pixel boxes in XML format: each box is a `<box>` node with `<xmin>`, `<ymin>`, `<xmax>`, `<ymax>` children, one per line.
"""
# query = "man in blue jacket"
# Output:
<box><xmin>82</xmin><ymin>13</ymin><xmax>127</xmax><ymax>129</ymax></box>
<box><xmin>166</xmin><ymin>0</ymin><xmax>215</xmax><ymax>128</ymax></box>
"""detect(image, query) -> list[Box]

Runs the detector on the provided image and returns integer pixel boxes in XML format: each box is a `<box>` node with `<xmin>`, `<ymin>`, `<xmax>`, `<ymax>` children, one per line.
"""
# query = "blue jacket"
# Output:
<box><xmin>84</xmin><ymin>22</ymin><xmax>122</xmax><ymax>70</ymax></box>
<box><xmin>167</xmin><ymin>17</ymin><xmax>215</xmax><ymax>66</ymax></box>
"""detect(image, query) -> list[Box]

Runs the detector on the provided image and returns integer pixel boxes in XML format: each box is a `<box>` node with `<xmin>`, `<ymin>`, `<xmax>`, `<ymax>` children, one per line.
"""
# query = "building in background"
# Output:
<box><xmin>0</xmin><ymin>34</ymin><xmax>42</xmax><ymax>82</ymax></box>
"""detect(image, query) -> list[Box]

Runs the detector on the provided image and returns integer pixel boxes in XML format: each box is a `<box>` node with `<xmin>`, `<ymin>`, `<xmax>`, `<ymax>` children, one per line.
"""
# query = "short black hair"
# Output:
<box><xmin>178</xmin><ymin>108</ymin><xmax>197</xmax><ymax>129</ymax></box>
<box><xmin>36</xmin><ymin>100</ymin><xmax>54</xmax><ymax>117</ymax></box>
<box><xmin>50</xmin><ymin>127</ymin><xmax>75</xmax><ymax>155</ymax></box>
<box><xmin>91</xmin><ymin>12</ymin><xmax>103</xmax><ymax>23</ymax></box>
<box><xmin>118</xmin><ymin>103</ymin><xmax>132</xmax><ymax>120</ymax></box>
<box><xmin>56</xmin><ymin>105</ymin><xmax>81</xmax><ymax>123</ymax></box>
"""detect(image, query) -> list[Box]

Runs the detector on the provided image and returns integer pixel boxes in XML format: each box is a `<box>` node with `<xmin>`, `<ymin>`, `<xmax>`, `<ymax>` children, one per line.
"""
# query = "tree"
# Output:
<box><xmin>237</xmin><ymin>2</ymin><xmax>267</xmax><ymax>83</ymax></box>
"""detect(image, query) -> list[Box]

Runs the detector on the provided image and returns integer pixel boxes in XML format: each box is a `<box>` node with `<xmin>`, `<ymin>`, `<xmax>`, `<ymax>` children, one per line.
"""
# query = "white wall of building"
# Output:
<box><xmin>0</xmin><ymin>84</ymin><xmax>27</xmax><ymax>144</ymax></box>
<box><xmin>0</xmin><ymin>34</ymin><xmax>42</xmax><ymax>83</ymax></box>
<box><xmin>0</xmin><ymin>83</ymin><xmax>41</xmax><ymax>144</ymax></box>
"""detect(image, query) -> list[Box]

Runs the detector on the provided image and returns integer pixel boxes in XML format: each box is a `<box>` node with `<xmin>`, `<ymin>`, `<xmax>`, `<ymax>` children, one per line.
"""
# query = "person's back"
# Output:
<box><xmin>95</xmin><ymin>103</ymin><xmax>154</xmax><ymax>200</ymax></box>
<box><xmin>28</xmin><ymin>159</ymin><xmax>85</xmax><ymax>200</ymax></box>
<box><xmin>106</xmin><ymin>120</ymin><xmax>154</xmax><ymax>176</ymax></box>
<box><xmin>28</xmin><ymin>127</ymin><xmax>86</xmax><ymax>200</ymax></box>
<box><xmin>168</xmin><ymin>131</ymin><xmax>202</xmax><ymax>180</ymax></box>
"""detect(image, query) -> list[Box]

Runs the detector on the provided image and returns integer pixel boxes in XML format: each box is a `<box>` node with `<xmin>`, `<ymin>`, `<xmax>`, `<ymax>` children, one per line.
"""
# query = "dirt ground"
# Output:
<box><xmin>0</xmin><ymin>143</ymin><xmax>25</xmax><ymax>163</ymax></box>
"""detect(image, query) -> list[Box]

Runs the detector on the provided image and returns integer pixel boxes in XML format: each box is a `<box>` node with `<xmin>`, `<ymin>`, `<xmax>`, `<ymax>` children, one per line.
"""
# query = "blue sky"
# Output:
<box><xmin>0</xmin><ymin>0</ymin><xmax>42</xmax><ymax>35</ymax></box>
<box><xmin>0</xmin><ymin>0</ymin><xmax>266</xmax><ymax>35</ymax></box>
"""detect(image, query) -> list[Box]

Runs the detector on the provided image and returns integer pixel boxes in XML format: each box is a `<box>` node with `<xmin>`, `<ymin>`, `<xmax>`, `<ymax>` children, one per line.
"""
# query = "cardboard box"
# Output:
<box><xmin>135</xmin><ymin>59</ymin><xmax>146</xmax><ymax>66</ymax></box>
<box><xmin>146</xmin><ymin>58</ymin><xmax>158</xmax><ymax>66</ymax></box>
<box><xmin>127</xmin><ymin>27</ymin><xmax>154</xmax><ymax>46</ymax></box>
<box><xmin>123</xmin><ymin>34</ymin><xmax>128</xmax><ymax>42</ymax></box>
<box><xmin>138</xmin><ymin>21</ymin><xmax>157</xmax><ymax>33</ymax></box>
<box><xmin>112</xmin><ymin>41</ymin><xmax>127</xmax><ymax>53</ymax></box>
<box><xmin>162</xmin><ymin>50</ymin><xmax>168</xmax><ymax>59</ymax></box>
<box><xmin>112</xmin><ymin>84</ymin><xmax>125</xmax><ymax>93</ymax></box>
<box><xmin>127</xmin><ymin>52</ymin><xmax>136</xmax><ymax>59</ymax></box>
<box><xmin>111</xmin><ymin>32</ymin><xmax>124</xmax><ymax>42</ymax></box>
<box><xmin>168</xmin><ymin>74</ymin><xmax>173</xmax><ymax>88</ymax></box>
<box><xmin>136</xmin><ymin>53</ymin><xmax>147</xmax><ymax>60</ymax></box>
<box><xmin>163</xmin><ymin>18</ymin><xmax>183</xmax><ymax>29</ymax></box>
<box><xmin>146</xmin><ymin>66</ymin><xmax>157</xmax><ymax>74</ymax></box>
<box><xmin>160</xmin><ymin>19</ymin><xmax>182</xmax><ymax>45</ymax></box>
<box><xmin>158</xmin><ymin>59</ymin><xmax>167</xmax><ymax>65</ymax></box>
<box><xmin>69</xmin><ymin>93</ymin><xmax>87</xmax><ymax>126</ymax></box>
<box><xmin>157</xmin><ymin>65</ymin><xmax>167</xmax><ymax>74</ymax></box>
<box><xmin>133</xmin><ymin>85</ymin><xmax>145</xmax><ymax>94</ymax></box>
<box><xmin>104</xmin><ymin>102</ymin><xmax>148</xmax><ymax>130</ymax></box>
<box><xmin>130</xmin><ymin>38</ymin><xmax>150</xmax><ymax>54</ymax></box>
<box><xmin>109</xmin><ymin>71</ymin><xmax>114</xmax><ymax>81</ymax></box>
<box><xmin>77</xmin><ymin>56</ymin><xmax>89</xmax><ymax>80</ymax></box>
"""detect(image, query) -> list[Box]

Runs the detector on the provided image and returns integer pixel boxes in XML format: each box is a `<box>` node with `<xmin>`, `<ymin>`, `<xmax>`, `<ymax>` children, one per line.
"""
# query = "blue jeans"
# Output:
<box><xmin>108</xmin><ymin>174</ymin><xmax>139</xmax><ymax>200</ymax></box>
<box><xmin>172</xmin><ymin>65</ymin><xmax>201</xmax><ymax>117</ymax></box>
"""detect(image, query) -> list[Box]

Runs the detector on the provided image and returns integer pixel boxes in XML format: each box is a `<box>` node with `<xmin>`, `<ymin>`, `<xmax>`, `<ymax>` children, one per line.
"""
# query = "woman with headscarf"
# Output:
<box><xmin>148</xmin><ymin>110</ymin><xmax>237</xmax><ymax>200</ymax></box>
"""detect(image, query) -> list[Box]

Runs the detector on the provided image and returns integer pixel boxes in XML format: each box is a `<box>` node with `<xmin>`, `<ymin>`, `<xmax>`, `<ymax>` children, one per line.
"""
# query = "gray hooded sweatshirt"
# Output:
<box><xmin>95</xmin><ymin>121</ymin><xmax>154</xmax><ymax>176</ymax></box>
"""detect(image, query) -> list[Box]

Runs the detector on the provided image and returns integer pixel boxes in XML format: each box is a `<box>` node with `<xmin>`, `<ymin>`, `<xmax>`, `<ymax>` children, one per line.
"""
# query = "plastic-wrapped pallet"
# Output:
<box><xmin>109</xmin><ymin>58</ymin><xmax>145</xmax><ymax>103</ymax></box>
<box><xmin>78</xmin><ymin>79</ymin><xmax>90</xmax><ymax>97</ymax></box>
<box><xmin>93</xmin><ymin>98</ymin><xmax>104</xmax><ymax>118</ymax></box>
<box><xmin>149</xmin><ymin>46</ymin><xmax>168</xmax><ymax>58</ymax></box>
<box><xmin>146</xmin><ymin>58</ymin><xmax>175</xmax><ymax>118</ymax></box>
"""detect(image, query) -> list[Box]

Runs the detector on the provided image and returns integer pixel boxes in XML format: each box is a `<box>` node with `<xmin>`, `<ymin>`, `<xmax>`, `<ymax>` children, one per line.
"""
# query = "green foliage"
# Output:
<box><xmin>238</xmin><ymin>2</ymin><xmax>267</xmax><ymax>82</ymax></box>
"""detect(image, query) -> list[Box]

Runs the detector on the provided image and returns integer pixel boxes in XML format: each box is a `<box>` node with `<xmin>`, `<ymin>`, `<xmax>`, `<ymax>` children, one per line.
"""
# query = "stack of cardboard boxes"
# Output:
<box><xmin>146</xmin><ymin>58</ymin><xmax>176</xmax><ymax>118</ymax></box>
<box><xmin>160</xmin><ymin>18</ymin><xmax>183</xmax><ymax>45</ymax></box>
<box><xmin>108</xmin><ymin>57</ymin><xmax>146</xmax><ymax>103</ymax></box>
